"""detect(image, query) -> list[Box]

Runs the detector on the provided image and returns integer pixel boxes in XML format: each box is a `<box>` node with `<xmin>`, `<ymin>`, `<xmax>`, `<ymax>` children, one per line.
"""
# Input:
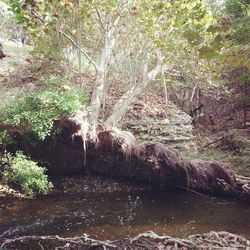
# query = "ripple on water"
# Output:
<box><xmin>0</xmin><ymin>190</ymin><xmax>249</xmax><ymax>240</ymax></box>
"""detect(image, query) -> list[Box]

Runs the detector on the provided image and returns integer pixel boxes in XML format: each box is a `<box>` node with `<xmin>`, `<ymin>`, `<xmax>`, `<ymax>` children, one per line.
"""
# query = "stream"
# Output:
<box><xmin>0</xmin><ymin>187</ymin><xmax>250</xmax><ymax>241</ymax></box>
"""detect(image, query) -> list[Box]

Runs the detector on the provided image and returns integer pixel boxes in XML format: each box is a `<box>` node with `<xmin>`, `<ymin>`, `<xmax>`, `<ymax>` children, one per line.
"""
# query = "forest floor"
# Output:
<box><xmin>189</xmin><ymin>129</ymin><xmax>250</xmax><ymax>177</ymax></box>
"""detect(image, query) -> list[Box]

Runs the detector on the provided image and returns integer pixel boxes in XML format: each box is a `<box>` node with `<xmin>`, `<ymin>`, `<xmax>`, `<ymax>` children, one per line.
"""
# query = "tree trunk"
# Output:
<box><xmin>89</xmin><ymin>69</ymin><xmax>106</xmax><ymax>123</ymax></box>
<box><xmin>105</xmin><ymin>84</ymin><xmax>146</xmax><ymax>126</ymax></box>
<box><xmin>89</xmin><ymin>17</ymin><xmax>120</xmax><ymax>124</ymax></box>
<box><xmin>106</xmin><ymin>62</ymin><xmax>163</xmax><ymax>126</ymax></box>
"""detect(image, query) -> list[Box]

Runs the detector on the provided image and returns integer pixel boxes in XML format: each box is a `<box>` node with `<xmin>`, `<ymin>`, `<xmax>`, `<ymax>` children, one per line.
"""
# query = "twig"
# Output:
<box><xmin>57</xmin><ymin>29</ymin><xmax>99</xmax><ymax>72</ymax></box>
<box><xmin>203</xmin><ymin>137</ymin><xmax>224</xmax><ymax>148</ymax></box>
<box><xmin>172</xmin><ymin>185</ymin><xmax>205</xmax><ymax>196</ymax></box>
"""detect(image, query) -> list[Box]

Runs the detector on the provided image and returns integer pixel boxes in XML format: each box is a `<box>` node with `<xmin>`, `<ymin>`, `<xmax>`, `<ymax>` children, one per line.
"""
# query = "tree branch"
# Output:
<box><xmin>57</xmin><ymin>29</ymin><xmax>99</xmax><ymax>71</ymax></box>
<box><xmin>95</xmin><ymin>7</ymin><xmax>105</xmax><ymax>31</ymax></box>
<box><xmin>105</xmin><ymin>61</ymin><xmax>163</xmax><ymax>126</ymax></box>
<box><xmin>25</xmin><ymin>8</ymin><xmax>99</xmax><ymax>72</ymax></box>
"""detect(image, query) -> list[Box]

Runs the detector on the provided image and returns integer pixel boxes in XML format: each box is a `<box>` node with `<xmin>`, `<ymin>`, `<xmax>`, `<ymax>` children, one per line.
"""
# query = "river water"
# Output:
<box><xmin>0</xmin><ymin>189</ymin><xmax>250</xmax><ymax>240</ymax></box>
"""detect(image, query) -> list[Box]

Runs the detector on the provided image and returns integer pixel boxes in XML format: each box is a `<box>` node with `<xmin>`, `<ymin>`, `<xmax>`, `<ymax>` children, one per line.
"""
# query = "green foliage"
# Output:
<box><xmin>231</xmin><ymin>17</ymin><xmax>250</xmax><ymax>45</ymax></box>
<box><xmin>189</xmin><ymin>148</ymin><xmax>223</xmax><ymax>161</ymax></box>
<box><xmin>225</xmin><ymin>0</ymin><xmax>250</xmax><ymax>46</ymax></box>
<box><xmin>32</xmin><ymin>34</ymin><xmax>64</xmax><ymax>60</ymax></box>
<box><xmin>138</xmin><ymin>0</ymin><xmax>213</xmax><ymax>50</ymax></box>
<box><xmin>0</xmin><ymin>75</ymin><xmax>89</xmax><ymax>141</ymax></box>
<box><xmin>225</xmin><ymin>0</ymin><xmax>249</xmax><ymax>17</ymax></box>
<box><xmin>0</xmin><ymin>131</ymin><xmax>14</xmax><ymax>147</ymax></box>
<box><xmin>8</xmin><ymin>0</ymin><xmax>214</xmax><ymax>53</ymax></box>
<box><xmin>2</xmin><ymin>151</ymin><xmax>53</xmax><ymax>196</ymax></box>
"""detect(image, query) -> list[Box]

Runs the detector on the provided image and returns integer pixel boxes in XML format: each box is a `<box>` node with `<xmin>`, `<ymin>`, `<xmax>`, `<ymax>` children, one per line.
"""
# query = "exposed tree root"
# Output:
<box><xmin>189</xmin><ymin>231</ymin><xmax>250</xmax><ymax>249</ymax></box>
<box><xmin>0</xmin><ymin>234</ymin><xmax>116</xmax><ymax>250</ymax></box>
<box><xmin>6</xmin><ymin>111</ymin><xmax>250</xmax><ymax>201</ymax></box>
<box><xmin>235</xmin><ymin>175</ymin><xmax>250</xmax><ymax>200</ymax></box>
<box><xmin>1</xmin><ymin>231</ymin><xmax>249</xmax><ymax>249</ymax></box>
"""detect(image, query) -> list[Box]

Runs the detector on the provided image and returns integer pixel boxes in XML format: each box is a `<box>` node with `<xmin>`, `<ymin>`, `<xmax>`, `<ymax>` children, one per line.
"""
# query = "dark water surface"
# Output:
<box><xmin>0</xmin><ymin>190</ymin><xmax>249</xmax><ymax>240</ymax></box>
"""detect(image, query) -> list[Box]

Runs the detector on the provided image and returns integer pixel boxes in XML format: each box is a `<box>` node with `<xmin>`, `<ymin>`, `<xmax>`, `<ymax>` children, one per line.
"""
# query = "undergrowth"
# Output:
<box><xmin>0</xmin><ymin>75</ymin><xmax>89</xmax><ymax>196</ymax></box>
<box><xmin>2</xmin><ymin>151</ymin><xmax>53</xmax><ymax>196</ymax></box>
<box><xmin>188</xmin><ymin>131</ymin><xmax>250</xmax><ymax>176</ymax></box>
<box><xmin>0</xmin><ymin>75</ymin><xmax>89</xmax><ymax>142</ymax></box>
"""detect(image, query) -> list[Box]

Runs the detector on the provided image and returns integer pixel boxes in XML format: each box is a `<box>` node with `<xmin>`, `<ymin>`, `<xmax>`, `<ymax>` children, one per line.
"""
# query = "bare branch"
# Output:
<box><xmin>30</xmin><ymin>10</ymin><xmax>45</xmax><ymax>23</ymax></box>
<box><xmin>190</xmin><ymin>81</ymin><xmax>199</xmax><ymax>103</ymax></box>
<box><xmin>57</xmin><ymin>29</ymin><xmax>99</xmax><ymax>71</ymax></box>
<box><xmin>105</xmin><ymin>61</ymin><xmax>163</xmax><ymax>126</ymax></box>
<box><xmin>95</xmin><ymin>7</ymin><xmax>105</xmax><ymax>31</ymax></box>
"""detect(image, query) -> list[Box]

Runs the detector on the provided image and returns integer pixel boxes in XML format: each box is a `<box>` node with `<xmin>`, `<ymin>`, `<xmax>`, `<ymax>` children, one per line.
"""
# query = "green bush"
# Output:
<box><xmin>2</xmin><ymin>151</ymin><xmax>53</xmax><ymax>196</ymax></box>
<box><xmin>0</xmin><ymin>75</ymin><xmax>89</xmax><ymax>141</ymax></box>
<box><xmin>0</xmin><ymin>131</ymin><xmax>14</xmax><ymax>147</ymax></box>
<box><xmin>32</xmin><ymin>33</ymin><xmax>64</xmax><ymax>60</ymax></box>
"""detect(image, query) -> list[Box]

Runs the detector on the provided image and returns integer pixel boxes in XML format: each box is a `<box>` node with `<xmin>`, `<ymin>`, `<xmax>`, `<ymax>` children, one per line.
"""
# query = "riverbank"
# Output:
<box><xmin>0</xmin><ymin>182</ymin><xmax>27</xmax><ymax>199</ymax></box>
<box><xmin>0</xmin><ymin>175</ymin><xmax>152</xmax><ymax>199</ymax></box>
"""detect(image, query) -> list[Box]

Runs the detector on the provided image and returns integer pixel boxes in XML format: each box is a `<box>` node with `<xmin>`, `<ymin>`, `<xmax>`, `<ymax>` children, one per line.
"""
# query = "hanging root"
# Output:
<box><xmin>66</xmin><ymin>111</ymin><xmax>138</xmax><ymax>160</ymax></box>
<box><xmin>110</xmin><ymin>127</ymin><xmax>138</xmax><ymax>159</ymax></box>
<box><xmin>68</xmin><ymin>111</ymin><xmax>99</xmax><ymax>166</ymax></box>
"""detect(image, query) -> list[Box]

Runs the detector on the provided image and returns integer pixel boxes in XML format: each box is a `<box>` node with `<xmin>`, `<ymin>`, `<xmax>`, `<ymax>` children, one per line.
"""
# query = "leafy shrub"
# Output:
<box><xmin>2</xmin><ymin>151</ymin><xmax>53</xmax><ymax>196</ymax></box>
<box><xmin>0</xmin><ymin>131</ymin><xmax>14</xmax><ymax>147</ymax></box>
<box><xmin>32</xmin><ymin>33</ymin><xmax>64</xmax><ymax>60</ymax></box>
<box><xmin>0</xmin><ymin>75</ymin><xmax>89</xmax><ymax>141</ymax></box>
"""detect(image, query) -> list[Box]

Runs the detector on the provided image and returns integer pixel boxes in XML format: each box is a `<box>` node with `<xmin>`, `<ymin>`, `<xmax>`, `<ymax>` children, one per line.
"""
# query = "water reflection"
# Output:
<box><xmin>0</xmin><ymin>190</ymin><xmax>249</xmax><ymax>240</ymax></box>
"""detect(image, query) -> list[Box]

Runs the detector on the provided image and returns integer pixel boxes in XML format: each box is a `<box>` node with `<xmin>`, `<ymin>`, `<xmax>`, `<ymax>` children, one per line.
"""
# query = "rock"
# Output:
<box><xmin>123</xmin><ymin>92</ymin><xmax>195</xmax><ymax>150</ymax></box>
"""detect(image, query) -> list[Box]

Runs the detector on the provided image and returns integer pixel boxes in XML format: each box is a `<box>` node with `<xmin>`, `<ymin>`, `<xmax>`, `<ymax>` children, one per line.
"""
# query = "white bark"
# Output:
<box><xmin>58</xmin><ymin>13</ymin><xmax>120</xmax><ymax>124</ymax></box>
<box><xmin>163</xmin><ymin>80</ymin><xmax>168</xmax><ymax>105</ymax></box>
<box><xmin>89</xmin><ymin>16</ymin><xmax>120</xmax><ymax>124</ymax></box>
<box><xmin>58</xmin><ymin>29</ymin><xmax>99</xmax><ymax>71</ymax></box>
<box><xmin>162</xmin><ymin>68</ymin><xmax>168</xmax><ymax>105</ymax></box>
<box><xmin>106</xmin><ymin>62</ymin><xmax>164</xmax><ymax>126</ymax></box>
<box><xmin>190</xmin><ymin>81</ymin><xmax>198</xmax><ymax>103</ymax></box>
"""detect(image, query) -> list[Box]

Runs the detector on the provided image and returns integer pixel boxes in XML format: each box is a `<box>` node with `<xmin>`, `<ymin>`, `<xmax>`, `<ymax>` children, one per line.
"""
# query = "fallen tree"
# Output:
<box><xmin>11</xmin><ymin>111</ymin><xmax>249</xmax><ymax>201</ymax></box>
<box><xmin>1</xmin><ymin>231</ymin><xmax>249</xmax><ymax>249</ymax></box>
